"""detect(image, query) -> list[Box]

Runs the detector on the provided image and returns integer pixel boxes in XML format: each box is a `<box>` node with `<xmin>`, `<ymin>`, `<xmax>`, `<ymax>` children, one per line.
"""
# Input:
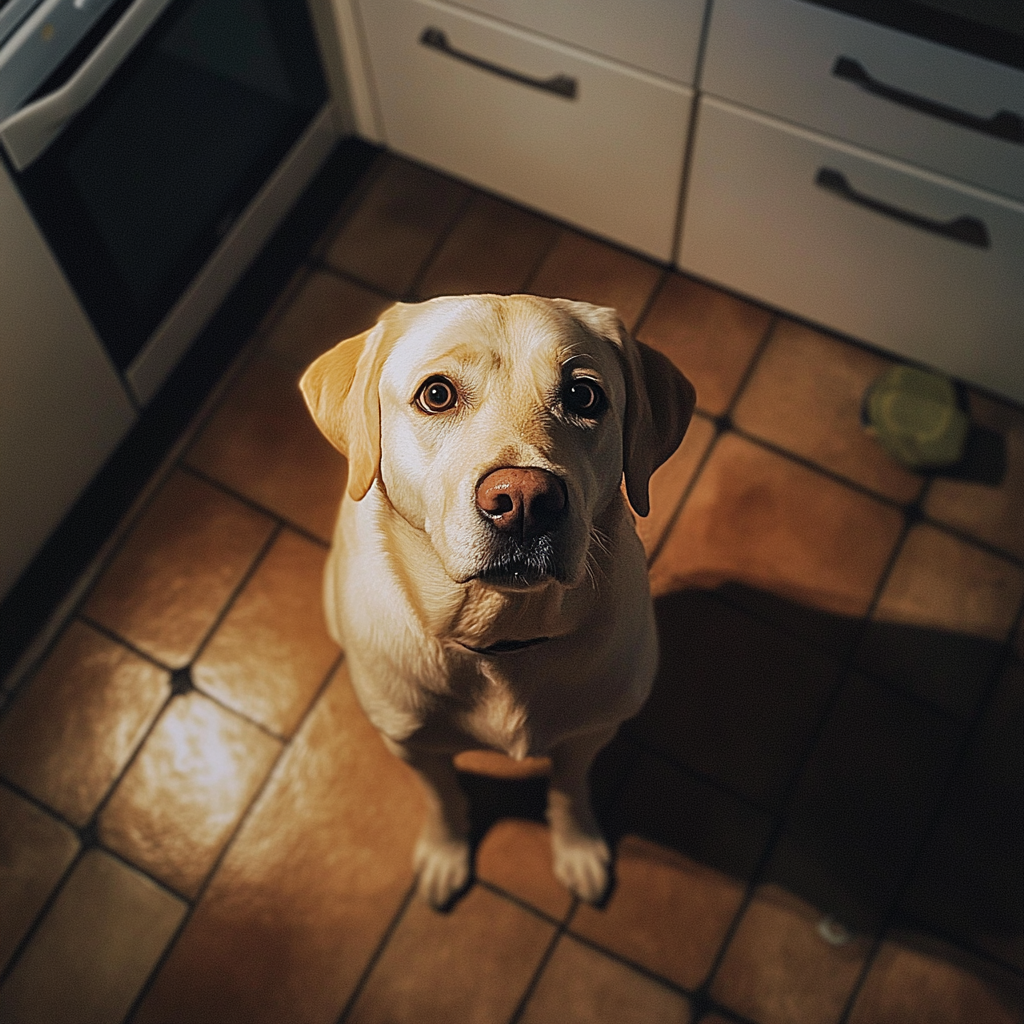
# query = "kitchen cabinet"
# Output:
<box><xmin>346</xmin><ymin>0</ymin><xmax>1024</xmax><ymax>405</ymax></box>
<box><xmin>681</xmin><ymin>0</ymin><xmax>1024</xmax><ymax>405</ymax></box>
<box><xmin>355</xmin><ymin>0</ymin><xmax>698</xmax><ymax>261</ymax></box>
<box><xmin>0</xmin><ymin>163</ymin><xmax>137</xmax><ymax>600</ymax></box>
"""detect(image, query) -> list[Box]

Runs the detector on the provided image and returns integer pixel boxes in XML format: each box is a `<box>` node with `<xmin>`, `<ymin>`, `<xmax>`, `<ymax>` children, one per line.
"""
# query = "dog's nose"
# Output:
<box><xmin>476</xmin><ymin>468</ymin><xmax>567</xmax><ymax>539</ymax></box>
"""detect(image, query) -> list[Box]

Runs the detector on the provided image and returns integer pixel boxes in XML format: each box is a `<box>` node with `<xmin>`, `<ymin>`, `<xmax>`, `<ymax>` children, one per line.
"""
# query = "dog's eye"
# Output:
<box><xmin>416</xmin><ymin>375</ymin><xmax>459</xmax><ymax>414</ymax></box>
<box><xmin>563</xmin><ymin>379</ymin><xmax>607</xmax><ymax>418</ymax></box>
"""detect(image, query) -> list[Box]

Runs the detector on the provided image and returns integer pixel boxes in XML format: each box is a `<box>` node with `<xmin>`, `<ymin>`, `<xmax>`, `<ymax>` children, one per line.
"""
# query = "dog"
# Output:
<box><xmin>301</xmin><ymin>294</ymin><xmax>694</xmax><ymax>908</ymax></box>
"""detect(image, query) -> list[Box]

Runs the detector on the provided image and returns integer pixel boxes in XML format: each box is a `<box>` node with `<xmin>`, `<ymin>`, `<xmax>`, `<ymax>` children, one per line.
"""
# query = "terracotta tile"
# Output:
<box><xmin>325</xmin><ymin>157</ymin><xmax>472</xmax><ymax>295</ymax></box>
<box><xmin>711</xmin><ymin>883</ymin><xmax>872</xmax><ymax>1024</ymax></box>
<box><xmin>777</xmin><ymin>675</ymin><xmax>961</xmax><ymax>932</ymax></box>
<box><xmin>637</xmin><ymin>274</ymin><xmax>771</xmax><ymax>416</ymax></box>
<box><xmin>347</xmin><ymin>884</ymin><xmax>554</xmax><ymax>1024</ymax></box>
<box><xmin>859</xmin><ymin>524</ymin><xmax>1024</xmax><ymax>717</ymax></box>
<box><xmin>0</xmin><ymin>620</ymin><xmax>168</xmax><ymax>826</ymax></box>
<box><xmin>263</xmin><ymin>270</ymin><xmax>394</xmax><ymax>369</ymax></box>
<box><xmin>417</xmin><ymin>192</ymin><xmax>559</xmax><ymax>299</ymax></box>
<box><xmin>84</xmin><ymin>471</ymin><xmax>275</xmax><ymax>667</ymax></box>
<box><xmin>193</xmin><ymin>530</ymin><xmax>338</xmax><ymax>736</ymax></box>
<box><xmin>185</xmin><ymin>355</ymin><xmax>346</xmax><ymax>540</ymax></box>
<box><xmin>925</xmin><ymin>391</ymin><xmax>1024</xmax><ymax>560</ymax></box>
<box><xmin>902</xmin><ymin>661</ymin><xmax>1024</xmax><ymax>971</ymax></box>
<box><xmin>847</xmin><ymin>931</ymin><xmax>1024</xmax><ymax>1024</ymax></box>
<box><xmin>528</xmin><ymin>230</ymin><xmax>662</xmax><ymax>331</ymax></box>
<box><xmin>732</xmin><ymin>320</ymin><xmax>925</xmax><ymax>503</ymax></box>
<box><xmin>0</xmin><ymin>849</ymin><xmax>185</xmax><ymax>1024</ymax></box>
<box><xmin>635</xmin><ymin>413</ymin><xmax>716</xmax><ymax>559</ymax></box>
<box><xmin>520</xmin><ymin>933</ymin><xmax>692</xmax><ymax>1024</ymax></box>
<box><xmin>629</xmin><ymin>591</ymin><xmax>841</xmax><ymax>809</ymax></box>
<box><xmin>475</xmin><ymin>819</ymin><xmax>572</xmax><ymax>922</ymax></box>
<box><xmin>99</xmin><ymin>692</ymin><xmax>281</xmax><ymax>899</ymax></box>
<box><xmin>132</xmin><ymin>665</ymin><xmax>423</xmax><ymax>1024</ymax></box>
<box><xmin>573</xmin><ymin>836</ymin><xmax>744</xmax><ymax>992</ymax></box>
<box><xmin>572</xmin><ymin>756</ymin><xmax>771</xmax><ymax>990</ymax></box>
<box><xmin>649</xmin><ymin>433</ymin><xmax>904</xmax><ymax>650</ymax></box>
<box><xmin>0</xmin><ymin>785</ymin><xmax>78</xmax><ymax>973</ymax></box>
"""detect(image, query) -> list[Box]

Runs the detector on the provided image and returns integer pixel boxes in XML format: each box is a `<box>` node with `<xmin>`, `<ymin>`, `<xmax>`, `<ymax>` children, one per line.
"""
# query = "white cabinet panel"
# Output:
<box><xmin>358</xmin><ymin>0</ymin><xmax>692</xmax><ymax>261</ymax></box>
<box><xmin>679</xmin><ymin>97</ymin><xmax>1024</xmax><ymax>405</ymax></box>
<box><xmin>447</xmin><ymin>0</ymin><xmax>705</xmax><ymax>84</ymax></box>
<box><xmin>702</xmin><ymin>0</ymin><xmax>1024</xmax><ymax>203</ymax></box>
<box><xmin>0</xmin><ymin>165</ymin><xmax>137</xmax><ymax>601</ymax></box>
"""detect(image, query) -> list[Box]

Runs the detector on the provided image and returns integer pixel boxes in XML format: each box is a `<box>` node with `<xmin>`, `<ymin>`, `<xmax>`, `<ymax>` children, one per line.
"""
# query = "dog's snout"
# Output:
<box><xmin>476</xmin><ymin>468</ymin><xmax>567</xmax><ymax>539</ymax></box>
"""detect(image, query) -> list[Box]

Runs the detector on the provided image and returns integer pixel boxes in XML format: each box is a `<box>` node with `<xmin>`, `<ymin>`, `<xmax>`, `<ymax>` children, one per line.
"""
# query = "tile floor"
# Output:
<box><xmin>1</xmin><ymin>152</ymin><xmax>1023</xmax><ymax>1024</ymax></box>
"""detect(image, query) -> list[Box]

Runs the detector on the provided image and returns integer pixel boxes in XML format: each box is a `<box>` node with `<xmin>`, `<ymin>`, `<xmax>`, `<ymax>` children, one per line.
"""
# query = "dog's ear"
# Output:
<box><xmin>300</xmin><ymin>308</ymin><xmax>403</xmax><ymax>501</ymax></box>
<box><xmin>550</xmin><ymin>299</ymin><xmax>695</xmax><ymax>517</ymax></box>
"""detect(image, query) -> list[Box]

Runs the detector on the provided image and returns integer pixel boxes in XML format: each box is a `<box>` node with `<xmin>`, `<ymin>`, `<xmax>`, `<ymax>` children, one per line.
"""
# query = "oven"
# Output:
<box><xmin>0</xmin><ymin>0</ymin><xmax>340</xmax><ymax>405</ymax></box>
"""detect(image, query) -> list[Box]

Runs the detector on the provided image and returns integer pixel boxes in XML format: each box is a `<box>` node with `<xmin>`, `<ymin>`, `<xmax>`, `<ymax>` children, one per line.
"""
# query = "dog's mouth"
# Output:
<box><xmin>471</xmin><ymin>535</ymin><xmax>564</xmax><ymax>589</ymax></box>
<box><xmin>459</xmin><ymin>635</ymin><xmax>553</xmax><ymax>655</ymax></box>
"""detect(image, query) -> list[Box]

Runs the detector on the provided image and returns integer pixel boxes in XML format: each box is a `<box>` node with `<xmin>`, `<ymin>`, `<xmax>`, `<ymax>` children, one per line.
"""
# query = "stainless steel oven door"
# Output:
<box><xmin>1</xmin><ymin>0</ymin><xmax>338</xmax><ymax>404</ymax></box>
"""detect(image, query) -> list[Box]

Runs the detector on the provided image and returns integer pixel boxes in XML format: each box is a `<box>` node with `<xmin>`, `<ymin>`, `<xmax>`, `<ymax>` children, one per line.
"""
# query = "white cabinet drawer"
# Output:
<box><xmin>702</xmin><ymin>0</ymin><xmax>1024</xmax><ymax>203</ymax></box>
<box><xmin>678</xmin><ymin>97</ymin><xmax>1024</xmax><ymax>405</ymax></box>
<box><xmin>358</xmin><ymin>0</ymin><xmax>692</xmax><ymax>261</ymax></box>
<box><xmin>446</xmin><ymin>0</ymin><xmax>706</xmax><ymax>84</ymax></box>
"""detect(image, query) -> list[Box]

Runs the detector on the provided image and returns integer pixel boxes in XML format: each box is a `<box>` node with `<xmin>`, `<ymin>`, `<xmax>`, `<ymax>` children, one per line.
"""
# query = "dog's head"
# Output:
<box><xmin>301</xmin><ymin>295</ymin><xmax>694</xmax><ymax>589</ymax></box>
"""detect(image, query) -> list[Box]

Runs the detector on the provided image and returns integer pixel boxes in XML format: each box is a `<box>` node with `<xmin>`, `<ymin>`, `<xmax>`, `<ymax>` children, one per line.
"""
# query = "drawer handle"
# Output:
<box><xmin>833</xmin><ymin>57</ymin><xmax>1024</xmax><ymax>146</ymax></box>
<box><xmin>419</xmin><ymin>27</ymin><xmax>577</xmax><ymax>99</ymax></box>
<box><xmin>815</xmin><ymin>168</ymin><xmax>990</xmax><ymax>248</ymax></box>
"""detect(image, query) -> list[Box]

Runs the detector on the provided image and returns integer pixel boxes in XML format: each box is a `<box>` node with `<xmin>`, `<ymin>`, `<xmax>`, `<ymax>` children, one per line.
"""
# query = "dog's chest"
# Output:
<box><xmin>456</xmin><ymin>661</ymin><xmax>536</xmax><ymax>760</ymax></box>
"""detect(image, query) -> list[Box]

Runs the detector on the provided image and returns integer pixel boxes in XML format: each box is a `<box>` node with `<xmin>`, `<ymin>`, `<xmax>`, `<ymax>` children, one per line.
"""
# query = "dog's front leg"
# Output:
<box><xmin>383</xmin><ymin>737</ymin><xmax>471</xmax><ymax>908</ymax></box>
<box><xmin>547</xmin><ymin>725</ymin><xmax>618</xmax><ymax>904</ymax></box>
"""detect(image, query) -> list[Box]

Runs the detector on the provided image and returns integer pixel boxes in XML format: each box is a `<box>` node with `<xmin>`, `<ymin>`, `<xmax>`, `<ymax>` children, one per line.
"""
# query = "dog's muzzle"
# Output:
<box><xmin>474</xmin><ymin>467</ymin><xmax>568</xmax><ymax>586</ymax></box>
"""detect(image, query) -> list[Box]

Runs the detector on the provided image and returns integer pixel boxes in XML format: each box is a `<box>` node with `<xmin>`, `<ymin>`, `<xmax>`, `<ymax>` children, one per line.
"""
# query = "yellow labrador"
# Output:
<box><xmin>301</xmin><ymin>294</ymin><xmax>694</xmax><ymax>907</ymax></box>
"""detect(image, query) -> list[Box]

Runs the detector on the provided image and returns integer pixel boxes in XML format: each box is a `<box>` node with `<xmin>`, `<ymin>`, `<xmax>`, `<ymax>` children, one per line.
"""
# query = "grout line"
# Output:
<box><xmin>834</xmin><ymin>650</ymin><xmax>1018</xmax><ymax>1024</ymax></box>
<box><xmin>177</xmin><ymin>464</ymin><xmax>333</xmax><ymax>550</ymax></box>
<box><xmin>122</xmin><ymin>653</ymin><xmax>344</xmax><ymax>1024</ymax></box>
<box><xmin>504</xmin><ymin>896</ymin><xmax>579</xmax><ymax>1024</ymax></box>
<box><xmin>334</xmin><ymin>880</ymin><xmax>420</xmax><ymax>1024</ymax></box>
<box><xmin>404</xmin><ymin>189</ymin><xmax>478</xmax><ymax>302</ymax></box>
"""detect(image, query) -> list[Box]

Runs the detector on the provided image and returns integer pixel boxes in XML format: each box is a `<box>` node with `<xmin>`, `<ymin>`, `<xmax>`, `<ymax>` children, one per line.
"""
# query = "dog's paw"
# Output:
<box><xmin>414</xmin><ymin>835</ymin><xmax>472</xmax><ymax>909</ymax></box>
<box><xmin>551</xmin><ymin>831</ymin><xmax>611</xmax><ymax>904</ymax></box>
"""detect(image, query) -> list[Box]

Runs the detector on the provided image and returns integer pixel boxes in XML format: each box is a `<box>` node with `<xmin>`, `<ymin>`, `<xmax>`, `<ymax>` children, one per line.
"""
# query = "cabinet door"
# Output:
<box><xmin>702</xmin><ymin>0</ymin><xmax>1024</xmax><ymax>203</ymax></box>
<box><xmin>0</xmin><ymin>165</ymin><xmax>137</xmax><ymax>600</ymax></box>
<box><xmin>679</xmin><ymin>97</ymin><xmax>1024</xmax><ymax>405</ymax></box>
<box><xmin>359</xmin><ymin>0</ymin><xmax>692</xmax><ymax>261</ymax></box>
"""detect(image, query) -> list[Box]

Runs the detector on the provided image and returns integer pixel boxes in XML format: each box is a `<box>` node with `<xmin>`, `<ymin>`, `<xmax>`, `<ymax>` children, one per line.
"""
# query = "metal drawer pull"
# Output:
<box><xmin>815</xmin><ymin>167</ymin><xmax>990</xmax><ymax>248</ymax></box>
<box><xmin>833</xmin><ymin>57</ymin><xmax>1024</xmax><ymax>145</ymax></box>
<box><xmin>419</xmin><ymin>27</ymin><xmax>577</xmax><ymax>99</ymax></box>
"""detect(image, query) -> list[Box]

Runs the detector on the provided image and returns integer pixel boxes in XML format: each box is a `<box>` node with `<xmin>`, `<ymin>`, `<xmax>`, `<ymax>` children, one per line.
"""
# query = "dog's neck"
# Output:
<box><xmin>369</xmin><ymin>484</ymin><xmax>627</xmax><ymax>651</ymax></box>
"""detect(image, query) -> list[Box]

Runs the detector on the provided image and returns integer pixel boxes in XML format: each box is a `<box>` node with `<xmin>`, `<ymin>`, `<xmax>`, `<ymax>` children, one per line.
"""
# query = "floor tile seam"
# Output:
<box><xmin>833</xmin><ymin>656</ymin><xmax>1016</xmax><ymax>1024</ymax></box>
<box><xmin>0</xmin><ymin>325</ymin><xmax>283</xmax><ymax>702</ymax></box>
<box><xmin>518</xmin><ymin>223</ymin><xmax>565</xmax><ymax>294</ymax></box>
<box><xmin>505</xmin><ymin>896</ymin><xmax>580</xmax><ymax>1024</ymax></box>
<box><xmin>404</xmin><ymin>188</ymin><xmax>479</xmax><ymax>302</ymax></box>
<box><xmin>618</xmin><ymin>731</ymin><xmax>770</xmax><ymax>821</ymax></box>
<box><xmin>728</xmin><ymin>426</ymin><xmax>915</xmax><ymax>515</ymax></box>
<box><xmin>334</xmin><ymin>880</ymin><xmax>420</xmax><ymax>1024</ymax></box>
<box><xmin>302</xmin><ymin>258</ymin><xmax>404</xmax><ymax>306</ymax></box>
<box><xmin>643</xmin><ymin>311</ymin><xmax>779</xmax><ymax>569</ymax></box>
<box><xmin>644</xmin><ymin>416</ymin><xmax>726</xmax><ymax>569</ymax></box>
<box><xmin>305</xmin><ymin>149</ymin><xmax>393</xmax><ymax>268</ymax></box>
<box><xmin>912</xmin><ymin>508</ymin><xmax>1024</xmax><ymax>572</ymax></box>
<box><xmin>698</xmin><ymin>667</ymin><xmax>862</xmax><ymax>1006</ymax></box>
<box><xmin>627</xmin><ymin>266</ymin><xmax>672</xmax><ymax>339</ymax></box>
<box><xmin>0</xmin><ymin>820</ymin><xmax>189</xmax><ymax>996</ymax></box>
<box><xmin>892</xmin><ymin>908</ymin><xmax>1024</xmax><ymax>981</ymax></box>
<box><xmin>473</xmin><ymin>878</ymin><xmax>572</xmax><ymax>930</ymax></box>
<box><xmin>176</xmin><ymin>463</ymin><xmax>331</xmax><ymax>550</ymax></box>
<box><xmin>122</xmin><ymin>659</ymin><xmax>344</xmax><ymax>1024</ymax></box>
<box><xmin>553</xmin><ymin>921</ymin><xmax>760</xmax><ymax>1024</ymax></box>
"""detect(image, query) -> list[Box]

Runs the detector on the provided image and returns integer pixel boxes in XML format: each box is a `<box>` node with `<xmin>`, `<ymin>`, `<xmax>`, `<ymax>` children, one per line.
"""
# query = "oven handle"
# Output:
<box><xmin>0</xmin><ymin>0</ymin><xmax>174</xmax><ymax>171</ymax></box>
